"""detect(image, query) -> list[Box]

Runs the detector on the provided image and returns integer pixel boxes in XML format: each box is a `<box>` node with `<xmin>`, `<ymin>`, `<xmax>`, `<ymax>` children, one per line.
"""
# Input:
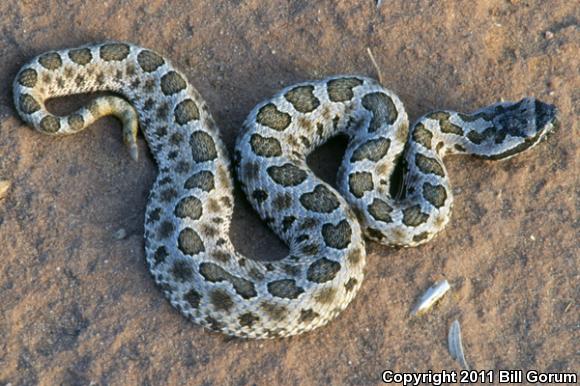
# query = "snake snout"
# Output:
<box><xmin>533</xmin><ymin>99</ymin><xmax>557</xmax><ymax>134</ymax></box>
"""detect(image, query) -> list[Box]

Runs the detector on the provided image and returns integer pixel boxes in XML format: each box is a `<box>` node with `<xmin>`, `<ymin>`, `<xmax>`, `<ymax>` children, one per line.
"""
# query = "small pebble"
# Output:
<box><xmin>448</xmin><ymin>320</ymin><xmax>470</xmax><ymax>370</ymax></box>
<box><xmin>114</xmin><ymin>228</ymin><xmax>128</xmax><ymax>240</ymax></box>
<box><xmin>411</xmin><ymin>280</ymin><xmax>451</xmax><ymax>316</ymax></box>
<box><xmin>0</xmin><ymin>180</ymin><xmax>10</xmax><ymax>200</ymax></box>
<box><xmin>530</xmin><ymin>235</ymin><xmax>536</xmax><ymax>241</ymax></box>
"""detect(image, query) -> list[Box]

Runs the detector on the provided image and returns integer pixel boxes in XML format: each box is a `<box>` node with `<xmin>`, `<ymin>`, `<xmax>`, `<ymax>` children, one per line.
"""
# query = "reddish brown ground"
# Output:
<box><xmin>0</xmin><ymin>1</ymin><xmax>577</xmax><ymax>385</ymax></box>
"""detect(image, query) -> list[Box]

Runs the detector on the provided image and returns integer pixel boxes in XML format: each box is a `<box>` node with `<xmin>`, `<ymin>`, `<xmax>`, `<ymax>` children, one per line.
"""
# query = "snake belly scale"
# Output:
<box><xmin>13</xmin><ymin>42</ymin><xmax>557</xmax><ymax>338</ymax></box>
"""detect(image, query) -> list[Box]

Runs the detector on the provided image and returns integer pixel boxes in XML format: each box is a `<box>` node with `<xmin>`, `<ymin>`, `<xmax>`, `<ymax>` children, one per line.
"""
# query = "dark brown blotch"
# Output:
<box><xmin>175</xmin><ymin>196</ymin><xmax>203</xmax><ymax>220</ymax></box>
<box><xmin>99</xmin><ymin>43</ymin><xmax>130</xmax><ymax>61</ymax></box>
<box><xmin>199</xmin><ymin>262</ymin><xmax>257</xmax><ymax>299</ymax></box>
<box><xmin>68</xmin><ymin>48</ymin><xmax>92</xmax><ymax>65</ymax></box>
<box><xmin>307</xmin><ymin>258</ymin><xmax>341</xmax><ymax>283</ymax></box>
<box><xmin>327</xmin><ymin>77</ymin><xmax>363</xmax><ymax>102</ymax></box>
<box><xmin>201</xmin><ymin>224</ymin><xmax>218</xmax><ymax>238</ymax></box>
<box><xmin>347</xmin><ymin>247</ymin><xmax>363</xmax><ymax>265</ymax></box>
<box><xmin>211</xmin><ymin>250</ymin><xmax>229</xmax><ymax>262</ymax></box>
<box><xmin>267</xmin><ymin>279</ymin><xmax>304</xmax><ymax>299</ymax></box>
<box><xmin>283</xmin><ymin>264</ymin><xmax>301</xmax><ymax>277</ymax></box>
<box><xmin>367</xmin><ymin>228</ymin><xmax>384</xmax><ymax>241</ymax></box>
<box><xmin>467</xmin><ymin>130</ymin><xmax>487</xmax><ymax>144</ymax></box>
<box><xmin>344</xmin><ymin>278</ymin><xmax>358</xmax><ymax>292</ymax></box>
<box><xmin>159</xmin><ymin>177</ymin><xmax>172</xmax><ymax>185</ymax></box>
<box><xmin>137</xmin><ymin>49</ymin><xmax>165</xmax><ymax>72</ymax></box>
<box><xmin>314</xmin><ymin>287</ymin><xmax>337</xmax><ymax>304</ymax></box>
<box><xmin>17</xmin><ymin>68</ymin><xmax>38</xmax><ymax>88</ymax></box>
<box><xmin>284</xmin><ymin>85</ymin><xmax>320</xmax><ymax>113</ymax></box>
<box><xmin>143</xmin><ymin>98</ymin><xmax>155</xmax><ymax>111</ymax></box>
<box><xmin>205</xmin><ymin>316</ymin><xmax>225</xmax><ymax>331</ymax></box>
<box><xmin>348</xmin><ymin>172</ymin><xmax>373</xmax><ymax>198</ymax></box>
<box><xmin>183</xmin><ymin>289</ymin><xmax>201</xmax><ymax>308</ymax></box>
<box><xmin>301</xmin><ymin>243</ymin><xmax>319</xmax><ymax>256</ymax></box>
<box><xmin>169</xmin><ymin>132</ymin><xmax>183</xmax><ymax>145</ymax></box>
<box><xmin>423</xmin><ymin>182</ymin><xmax>447</xmax><ymax>208</ymax></box>
<box><xmin>19</xmin><ymin>94</ymin><xmax>41</xmax><ymax>114</ymax></box>
<box><xmin>322</xmin><ymin>219</ymin><xmax>352</xmax><ymax>249</ymax></box>
<box><xmin>299</xmin><ymin>309</ymin><xmax>319</xmax><ymax>323</ymax></box>
<box><xmin>361</xmin><ymin>92</ymin><xmax>398</xmax><ymax>131</ymax></box>
<box><xmin>402</xmin><ymin>205</ymin><xmax>429</xmax><ymax>227</ymax></box>
<box><xmin>175</xmin><ymin>99</ymin><xmax>199</xmax><ymax>124</ymax></box>
<box><xmin>67</xmin><ymin>114</ymin><xmax>84</xmax><ymax>131</ymax></box>
<box><xmin>427</xmin><ymin>111</ymin><xmax>449</xmax><ymax>120</ymax></box>
<box><xmin>439</xmin><ymin>119</ymin><xmax>464</xmax><ymax>135</ymax></box>
<box><xmin>176</xmin><ymin>161</ymin><xmax>190</xmax><ymax>174</ymax></box>
<box><xmin>412</xmin><ymin>232</ymin><xmax>430</xmax><ymax>243</ymax></box>
<box><xmin>125</xmin><ymin>63</ymin><xmax>136</xmax><ymax>76</ymax></box>
<box><xmin>157</xmin><ymin>102</ymin><xmax>169</xmax><ymax>119</ymax></box>
<box><xmin>207</xmin><ymin>198</ymin><xmax>221</xmax><ymax>213</ymax></box>
<box><xmin>153</xmin><ymin>246</ymin><xmax>168</xmax><ymax>265</ymax></box>
<box><xmin>190</xmin><ymin>131</ymin><xmax>217</xmax><ymax>162</ymax></box>
<box><xmin>415</xmin><ymin>153</ymin><xmax>445</xmax><ymax>177</ymax></box>
<box><xmin>282</xmin><ymin>216</ymin><xmax>296</xmax><ymax>232</ymax></box>
<box><xmin>143</xmin><ymin>79</ymin><xmax>155</xmax><ymax>93</ymax></box>
<box><xmin>158</xmin><ymin>220</ymin><xmax>175</xmax><ymax>239</ymax></box>
<box><xmin>368</xmin><ymin>198</ymin><xmax>393</xmax><ymax>223</ymax></box>
<box><xmin>184</xmin><ymin>170</ymin><xmax>215</xmax><ymax>191</ymax></box>
<box><xmin>351</xmin><ymin>137</ymin><xmax>390</xmax><ymax>162</ymax></box>
<box><xmin>210</xmin><ymin>289</ymin><xmax>234</xmax><ymax>312</ymax></box>
<box><xmin>252</xmin><ymin>189</ymin><xmax>268</xmax><ymax>203</ymax></box>
<box><xmin>273</xmin><ymin>193</ymin><xmax>292</xmax><ymax>210</ymax></box>
<box><xmin>160</xmin><ymin>71</ymin><xmax>187</xmax><ymax>95</ymax></box>
<box><xmin>412</xmin><ymin>123</ymin><xmax>433</xmax><ymax>149</ymax></box>
<box><xmin>171</xmin><ymin>259</ymin><xmax>194</xmax><ymax>282</ymax></box>
<box><xmin>38</xmin><ymin>52</ymin><xmax>62</xmax><ymax>70</ymax></box>
<box><xmin>242</xmin><ymin>161</ymin><xmax>260</xmax><ymax>181</ymax></box>
<box><xmin>178</xmin><ymin>228</ymin><xmax>205</xmax><ymax>255</ymax></box>
<box><xmin>160</xmin><ymin>188</ymin><xmax>178</xmax><ymax>202</ymax></box>
<box><xmin>300</xmin><ymin>184</ymin><xmax>340</xmax><ymax>213</ymax></box>
<box><xmin>40</xmin><ymin>116</ymin><xmax>61</xmax><ymax>133</ymax></box>
<box><xmin>249</xmin><ymin>134</ymin><xmax>282</xmax><ymax>157</ymax></box>
<box><xmin>256</xmin><ymin>103</ymin><xmax>291</xmax><ymax>131</ymax></box>
<box><xmin>459</xmin><ymin>111</ymin><xmax>495</xmax><ymax>123</ymax></box>
<box><xmin>299</xmin><ymin>217</ymin><xmax>318</xmax><ymax>230</ymax></box>
<box><xmin>267</xmin><ymin>163</ymin><xmax>308</xmax><ymax>186</ymax></box>
<box><xmin>260</xmin><ymin>302</ymin><xmax>288</xmax><ymax>321</ymax></box>
<box><xmin>239</xmin><ymin>312</ymin><xmax>260</xmax><ymax>327</ymax></box>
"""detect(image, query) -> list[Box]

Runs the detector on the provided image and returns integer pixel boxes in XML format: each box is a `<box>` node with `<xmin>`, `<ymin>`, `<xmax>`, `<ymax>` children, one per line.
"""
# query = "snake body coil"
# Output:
<box><xmin>13</xmin><ymin>42</ymin><xmax>557</xmax><ymax>338</ymax></box>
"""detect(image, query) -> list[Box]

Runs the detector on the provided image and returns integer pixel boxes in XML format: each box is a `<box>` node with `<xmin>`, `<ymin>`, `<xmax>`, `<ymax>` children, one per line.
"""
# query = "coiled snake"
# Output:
<box><xmin>13</xmin><ymin>42</ymin><xmax>557</xmax><ymax>338</ymax></box>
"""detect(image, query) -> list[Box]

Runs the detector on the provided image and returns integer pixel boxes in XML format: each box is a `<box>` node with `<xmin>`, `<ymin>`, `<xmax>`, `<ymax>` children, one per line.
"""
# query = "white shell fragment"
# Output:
<box><xmin>0</xmin><ymin>180</ymin><xmax>11</xmax><ymax>200</ymax></box>
<box><xmin>113</xmin><ymin>228</ymin><xmax>128</xmax><ymax>240</ymax></box>
<box><xmin>411</xmin><ymin>279</ymin><xmax>450</xmax><ymax>316</ymax></box>
<box><xmin>448</xmin><ymin>319</ymin><xmax>470</xmax><ymax>370</ymax></box>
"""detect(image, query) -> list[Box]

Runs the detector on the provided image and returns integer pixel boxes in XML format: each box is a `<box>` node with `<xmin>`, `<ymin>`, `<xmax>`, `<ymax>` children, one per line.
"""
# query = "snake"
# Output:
<box><xmin>13</xmin><ymin>42</ymin><xmax>557</xmax><ymax>338</ymax></box>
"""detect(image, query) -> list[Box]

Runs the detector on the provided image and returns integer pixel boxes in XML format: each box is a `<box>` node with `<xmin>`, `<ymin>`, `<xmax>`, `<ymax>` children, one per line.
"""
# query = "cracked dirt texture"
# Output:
<box><xmin>0</xmin><ymin>1</ymin><xmax>578</xmax><ymax>385</ymax></box>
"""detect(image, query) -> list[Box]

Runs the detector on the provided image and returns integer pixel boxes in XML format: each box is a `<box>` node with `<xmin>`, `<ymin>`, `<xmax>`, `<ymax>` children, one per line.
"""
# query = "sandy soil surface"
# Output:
<box><xmin>0</xmin><ymin>1</ymin><xmax>578</xmax><ymax>385</ymax></box>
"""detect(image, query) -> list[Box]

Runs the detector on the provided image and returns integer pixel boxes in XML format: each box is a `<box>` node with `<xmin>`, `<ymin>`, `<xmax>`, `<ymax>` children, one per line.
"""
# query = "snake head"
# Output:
<box><xmin>496</xmin><ymin>98</ymin><xmax>556</xmax><ymax>137</ymax></box>
<box><xmin>477</xmin><ymin>98</ymin><xmax>557</xmax><ymax>160</ymax></box>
